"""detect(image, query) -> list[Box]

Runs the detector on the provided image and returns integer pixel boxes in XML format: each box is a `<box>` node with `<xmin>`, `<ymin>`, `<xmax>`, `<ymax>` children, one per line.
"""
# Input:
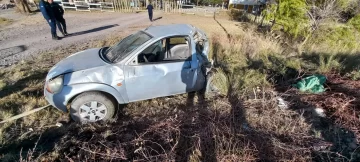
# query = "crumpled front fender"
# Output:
<box><xmin>64</xmin><ymin>83</ymin><xmax>126</xmax><ymax>106</ymax></box>
<box><xmin>46</xmin><ymin>83</ymin><xmax>127</xmax><ymax>112</ymax></box>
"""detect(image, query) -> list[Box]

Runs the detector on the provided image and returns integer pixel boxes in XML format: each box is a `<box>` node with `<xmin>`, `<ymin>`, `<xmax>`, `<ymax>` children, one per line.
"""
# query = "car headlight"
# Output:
<box><xmin>46</xmin><ymin>75</ymin><xmax>63</xmax><ymax>94</ymax></box>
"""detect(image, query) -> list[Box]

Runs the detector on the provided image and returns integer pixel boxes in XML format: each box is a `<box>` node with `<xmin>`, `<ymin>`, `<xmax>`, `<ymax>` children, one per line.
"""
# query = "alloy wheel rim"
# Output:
<box><xmin>79</xmin><ymin>101</ymin><xmax>107</xmax><ymax>121</ymax></box>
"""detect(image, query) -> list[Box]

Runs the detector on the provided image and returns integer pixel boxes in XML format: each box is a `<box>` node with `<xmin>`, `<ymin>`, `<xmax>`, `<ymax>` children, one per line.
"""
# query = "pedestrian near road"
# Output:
<box><xmin>130</xmin><ymin>1</ymin><xmax>134</xmax><ymax>12</ymax></box>
<box><xmin>49</xmin><ymin>0</ymin><xmax>68</xmax><ymax>36</ymax></box>
<box><xmin>39</xmin><ymin>0</ymin><xmax>59</xmax><ymax>40</ymax></box>
<box><xmin>146</xmin><ymin>3</ymin><xmax>153</xmax><ymax>22</ymax></box>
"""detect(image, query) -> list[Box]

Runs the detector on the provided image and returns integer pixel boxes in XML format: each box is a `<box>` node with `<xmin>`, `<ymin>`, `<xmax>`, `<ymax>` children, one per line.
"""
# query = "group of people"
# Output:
<box><xmin>39</xmin><ymin>1</ymin><xmax>152</xmax><ymax>39</ymax></box>
<box><xmin>40</xmin><ymin>0</ymin><xmax>68</xmax><ymax>40</ymax></box>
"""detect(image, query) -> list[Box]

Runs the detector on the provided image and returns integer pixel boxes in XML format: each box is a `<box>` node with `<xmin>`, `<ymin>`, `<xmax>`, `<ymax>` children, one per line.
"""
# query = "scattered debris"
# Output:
<box><xmin>313</xmin><ymin>108</ymin><xmax>326</xmax><ymax>117</ymax></box>
<box><xmin>293</xmin><ymin>74</ymin><xmax>327</xmax><ymax>94</ymax></box>
<box><xmin>56</xmin><ymin>122</ymin><xmax>63</xmax><ymax>127</ymax></box>
<box><xmin>312</xmin><ymin>140</ymin><xmax>333</xmax><ymax>151</ymax></box>
<box><xmin>276</xmin><ymin>97</ymin><xmax>288</xmax><ymax>109</ymax></box>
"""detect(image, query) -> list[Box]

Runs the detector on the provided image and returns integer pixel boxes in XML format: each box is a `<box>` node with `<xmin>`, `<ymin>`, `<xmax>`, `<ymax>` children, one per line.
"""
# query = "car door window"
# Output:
<box><xmin>105</xmin><ymin>31</ymin><xmax>152</xmax><ymax>63</ymax></box>
<box><xmin>166</xmin><ymin>37</ymin><xmax>190</xmax><ymax>61</ymax></box>
<box><xmin>137</xmin><ymin>36</ymin><xmax>191</xmax><ymax>64</ymax></box>
<box><xmin>137</xmin><ymin>39</ymin><xmax>164</xmax><ymax>63</ymax></box>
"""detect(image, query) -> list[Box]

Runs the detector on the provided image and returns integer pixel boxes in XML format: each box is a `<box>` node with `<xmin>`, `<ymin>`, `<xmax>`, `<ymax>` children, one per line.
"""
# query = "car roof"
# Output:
<box><xmin>143</xmin><ymin>24</ymin><xmax>196</xmax><ymax>38</ymax></box>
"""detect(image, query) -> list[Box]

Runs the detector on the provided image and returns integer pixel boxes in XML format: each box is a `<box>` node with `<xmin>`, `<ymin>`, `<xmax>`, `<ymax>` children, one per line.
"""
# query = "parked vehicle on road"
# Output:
<box><xmin>44</xmin><ymin>24</ymin><xmax>213</xmax><ymax>122</ymax></box>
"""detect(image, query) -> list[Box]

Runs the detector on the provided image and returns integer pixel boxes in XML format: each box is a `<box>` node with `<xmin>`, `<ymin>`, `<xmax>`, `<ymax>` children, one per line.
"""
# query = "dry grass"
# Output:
<box><xmin>207</xmin><ymin>15</ymin><xmax>360</xmax><ymax>161</ymax></box>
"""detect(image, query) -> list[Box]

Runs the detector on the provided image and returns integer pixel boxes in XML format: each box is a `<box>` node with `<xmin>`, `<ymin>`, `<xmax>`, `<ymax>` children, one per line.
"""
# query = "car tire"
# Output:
<box><xmin>70</xmin><ymin>92</ymin><xmax>116</xmax><ymax>123</ymax></box>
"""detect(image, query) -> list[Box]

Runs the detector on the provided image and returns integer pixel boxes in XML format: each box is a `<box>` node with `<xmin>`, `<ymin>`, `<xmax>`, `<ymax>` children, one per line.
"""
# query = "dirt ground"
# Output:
<box><xmin>0</xmin><ymin>10</ymin><xmax>151</xmax><ymax>66</ymax></box>
<box><xmin>0</xmin><ymin>9</ymin><xmax>236</xmax><ymax>67</ymax></box>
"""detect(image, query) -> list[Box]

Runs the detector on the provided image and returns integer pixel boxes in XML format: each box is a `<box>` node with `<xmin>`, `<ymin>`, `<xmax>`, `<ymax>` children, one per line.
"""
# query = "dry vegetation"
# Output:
<box><xmin>0</xmin><ymin>13</ymin><xmax>359</xmax><ymax>161</ymax></box>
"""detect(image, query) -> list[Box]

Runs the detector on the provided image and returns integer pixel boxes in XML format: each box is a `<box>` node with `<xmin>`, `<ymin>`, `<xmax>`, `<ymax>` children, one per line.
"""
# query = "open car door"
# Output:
<box><xmin>124</xmin><ymin>36</ymin><xmax>203</xmax><ymax>102</ymax></box>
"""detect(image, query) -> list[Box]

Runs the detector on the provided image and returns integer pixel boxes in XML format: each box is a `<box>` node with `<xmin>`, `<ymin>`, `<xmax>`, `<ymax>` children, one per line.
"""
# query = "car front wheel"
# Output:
<box><xmin>70</xmin><ymin>92</ymin><xmax>116</xmax><ymax>122</ymax></box>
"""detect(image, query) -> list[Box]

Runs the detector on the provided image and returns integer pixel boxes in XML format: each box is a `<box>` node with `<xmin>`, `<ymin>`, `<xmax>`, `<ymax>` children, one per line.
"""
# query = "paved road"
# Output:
<box><xmin>0</xmin><ymin>11</ymin><xmax>150</xmax><ymax>66</ymax></box>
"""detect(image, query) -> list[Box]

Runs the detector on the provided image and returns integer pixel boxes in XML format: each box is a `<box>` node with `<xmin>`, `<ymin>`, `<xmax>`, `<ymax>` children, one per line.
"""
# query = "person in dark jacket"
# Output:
<box><xmin>146</xmin><ymin>3</ymin><xmax>153</xmax><ymax>22</ymax></box>
<box><xmin>39</xmin><ymin>0</ymin><xmax>59</xmax><ymax>40</ymax></box>
<box><xmin>48</xmin><ymin>0</ymin><xmax>68</xmax><ymax>36</ymax></box>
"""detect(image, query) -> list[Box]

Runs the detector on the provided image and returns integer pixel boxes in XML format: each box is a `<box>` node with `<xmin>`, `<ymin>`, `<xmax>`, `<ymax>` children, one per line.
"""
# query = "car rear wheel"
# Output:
<box><xmin>70</xmin><ymin>92</ymin><xmax>116</xmax><ymax>122</ymax></box>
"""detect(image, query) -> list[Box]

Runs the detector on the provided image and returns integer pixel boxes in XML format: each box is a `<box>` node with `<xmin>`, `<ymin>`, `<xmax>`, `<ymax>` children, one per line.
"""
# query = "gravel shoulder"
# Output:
<box><xmin>0</xmin><ymin>10</ymin><xmax>153</xmax><ymax>66</ymax></box>
<box><xmin>0</xmin><ymin>10</ymin><xmax>237</xmax><ymax>67</ymax></box>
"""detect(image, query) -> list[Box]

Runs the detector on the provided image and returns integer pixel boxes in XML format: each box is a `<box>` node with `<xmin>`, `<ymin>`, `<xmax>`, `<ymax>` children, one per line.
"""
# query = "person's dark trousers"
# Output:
<box><xmin>56</xmin><ymin>17</ymin><xmax>67</xmax><ymax>35</ymax></box>
<box><xmin>47</xmin><ymin>19</ymin><xmax>58</xmax><ymax>39</ymax></box>
<box><xmin>148</xmin><ymin>11</ymin><xmax>153</xmax><ymax>21</ymax></box>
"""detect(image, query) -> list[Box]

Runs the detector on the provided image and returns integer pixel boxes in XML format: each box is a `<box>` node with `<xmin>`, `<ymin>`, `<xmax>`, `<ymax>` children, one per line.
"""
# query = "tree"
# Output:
<box><xmin>263</xmin><ymin>0</ymin><xmax>310</xmax><ymax>39</ymax></box>
<box><xmin>14</xmin><ymin>0</ymin><xmax>32</xmax><ymax>13</ymax></box>
<box><xmin>304</xmin><ymin>0</ymin><xmax>356</xmax><ymax>46</ymax></box>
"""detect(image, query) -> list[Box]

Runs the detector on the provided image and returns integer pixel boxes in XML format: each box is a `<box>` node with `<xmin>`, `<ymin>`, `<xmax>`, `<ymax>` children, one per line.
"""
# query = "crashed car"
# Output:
<box><xmin>44</xmin><ymin>24</ymin><xmax>212</xmax><ymax>122</ymax></box>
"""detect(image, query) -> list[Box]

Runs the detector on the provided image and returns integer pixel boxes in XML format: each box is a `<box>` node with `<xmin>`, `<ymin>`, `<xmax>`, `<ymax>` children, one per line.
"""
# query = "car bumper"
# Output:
<box><xmin>44</xmin><ymin>87</ymin><xmax>68</xmax><ymax>112</ymax></box>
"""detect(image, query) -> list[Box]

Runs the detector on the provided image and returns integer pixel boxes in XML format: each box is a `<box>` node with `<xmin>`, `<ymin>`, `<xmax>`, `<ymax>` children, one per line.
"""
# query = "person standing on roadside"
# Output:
<box><xmin>48</xmin><ymin>0</ymin><xmax>68</xmax><ymax>36</ymax></box>
<box><xmin>130</xmin><ymin>0</ymin><xmax>134</xmax><ymax>12</ymax></box>
<box><xmin>39</xmin><ymin>0</ymin><xmax>59</xmax><ymax>40</ymax></box>
<box><xmin>146</xmin><ymin>2</ymin><xmax>154</xmax><ymax>22</ymax></box>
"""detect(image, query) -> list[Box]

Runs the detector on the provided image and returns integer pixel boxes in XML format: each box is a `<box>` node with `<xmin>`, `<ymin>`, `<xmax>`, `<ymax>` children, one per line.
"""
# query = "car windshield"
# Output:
<box><xmin>104</xmin><ymin>31</ymin><xmax>152</xmax><ymax>62</ymax></box>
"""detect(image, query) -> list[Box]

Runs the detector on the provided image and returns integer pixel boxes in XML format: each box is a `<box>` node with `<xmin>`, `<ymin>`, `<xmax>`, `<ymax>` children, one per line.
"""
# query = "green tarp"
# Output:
<box><xmin>293</xmin><ymin>75</ymin><xmax>327</xmax><ymax>94</ymax></box>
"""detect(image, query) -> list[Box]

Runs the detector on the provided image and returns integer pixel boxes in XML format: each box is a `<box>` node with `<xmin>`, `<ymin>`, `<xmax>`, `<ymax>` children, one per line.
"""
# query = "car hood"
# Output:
<box><xmin>46</xmin><ymin>48</ymin><xmax>107</xmax><ymax>80</ymax></box>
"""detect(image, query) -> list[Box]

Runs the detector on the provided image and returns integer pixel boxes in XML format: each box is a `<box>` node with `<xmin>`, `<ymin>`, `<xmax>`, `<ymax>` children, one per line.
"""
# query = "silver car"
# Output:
<box><xmin>44</xmin><ymin>24</ymin><xmax>212</xmax><ymax>122</ymax></box>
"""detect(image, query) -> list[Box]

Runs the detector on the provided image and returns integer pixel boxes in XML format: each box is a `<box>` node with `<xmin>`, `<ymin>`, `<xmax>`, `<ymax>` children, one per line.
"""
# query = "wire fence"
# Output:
<box><xmin>55</xmin><ymin>0</ymin><xmax>225</xmax><ymax>16</ymax></box>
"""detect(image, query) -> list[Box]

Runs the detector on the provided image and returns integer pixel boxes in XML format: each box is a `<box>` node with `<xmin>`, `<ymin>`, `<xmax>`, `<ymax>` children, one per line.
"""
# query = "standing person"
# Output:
<box><xmin>39</xmin><ymin>0</ymin><xmax>59</xmax><ymax>40</ymax></box>
<box><xmin>146</xmin><ymin>3</ymin><xmax>154</xmax><ymax>22</ymax></box>
<box><xmin>48</xmin><ymin>0</ymin><xmax>68</xmax><ymax>36</ymax></box>
<box><xmin>130</xmin><ymin>0</ymin><xmax>134</xmax><ymax>12</ymax></box>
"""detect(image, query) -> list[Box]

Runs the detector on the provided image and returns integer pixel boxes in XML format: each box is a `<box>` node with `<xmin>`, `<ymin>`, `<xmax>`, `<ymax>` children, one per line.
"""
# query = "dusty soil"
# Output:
<box><xmin>0</xmin><ymin>10</ymin><xmax>154</xmax><ymax>66</ymax></box>
<box><xmin>0</xmin><ymin>10</ymin><xmax>236</xmax><ymax>67</ymax></box>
